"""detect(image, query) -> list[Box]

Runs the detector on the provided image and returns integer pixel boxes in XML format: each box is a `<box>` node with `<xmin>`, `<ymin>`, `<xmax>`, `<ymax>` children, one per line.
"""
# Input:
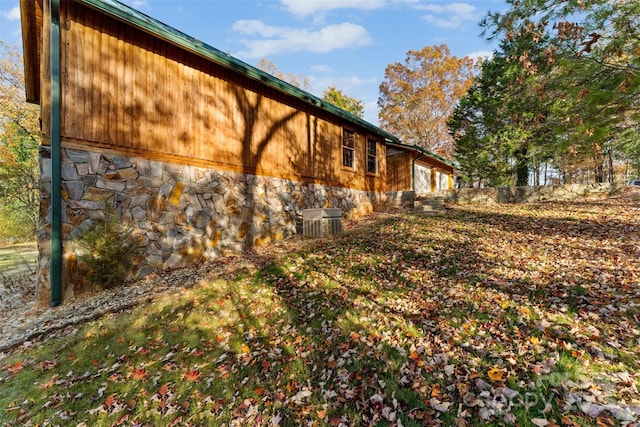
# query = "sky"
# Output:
<box><xmin>0</xmin><ymin>0</ymin><xmax>507</xmax><ymax>125</ymax></box>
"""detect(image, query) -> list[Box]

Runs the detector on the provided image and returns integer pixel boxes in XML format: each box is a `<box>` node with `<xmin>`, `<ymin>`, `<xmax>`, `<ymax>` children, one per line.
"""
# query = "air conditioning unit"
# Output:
<box><xmin>302</xmin><ymin>208</ymin><xmax>342</xmax><ymax>238</ymax></box>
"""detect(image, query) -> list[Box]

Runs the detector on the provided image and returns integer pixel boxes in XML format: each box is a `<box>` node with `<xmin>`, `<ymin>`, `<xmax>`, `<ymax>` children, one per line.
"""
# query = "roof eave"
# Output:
<box><xmin>386</xmin><ymin>140</ymin><xmax>455</xmax><ymax>168</ymax></box>
<box><xmin>20</xmin><ymin>0</ymin><xmax>41</xmax><ymax>104</ymax></box>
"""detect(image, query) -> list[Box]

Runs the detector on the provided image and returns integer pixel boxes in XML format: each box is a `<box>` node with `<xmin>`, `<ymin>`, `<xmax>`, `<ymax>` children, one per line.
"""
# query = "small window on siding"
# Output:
<box><xmin>367</xmin><ymin>138</ymin><xmax>378</xmax><ymax>174</ymax></box>
<box><xmin>342</xmin><ymin>129</ymin><xmax>355</xmax><ymax>169</ymax></box>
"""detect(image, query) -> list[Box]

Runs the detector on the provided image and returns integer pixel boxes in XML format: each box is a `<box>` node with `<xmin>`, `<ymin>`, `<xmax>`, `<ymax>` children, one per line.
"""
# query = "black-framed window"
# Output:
<box><xmin>342</xmin><ymin>129</ymin><xmax>355</xmax><ymax>169</ymax></box>
<box><xmin>367</xmin><ymin>138</ymin><xmax>378</xmax><ymax>174</ymax></box>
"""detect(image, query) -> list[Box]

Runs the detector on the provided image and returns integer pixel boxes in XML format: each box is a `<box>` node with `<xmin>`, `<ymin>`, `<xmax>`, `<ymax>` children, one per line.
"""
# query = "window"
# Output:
<box><xmin>342</xmin><ymin>129</ymin><xmax>355</xmax><ymax>169</ymax></box>
<box><xmin>367</xmin><ymin>138</ymin><xmax>378</xmax><ymax>174</ymax></box>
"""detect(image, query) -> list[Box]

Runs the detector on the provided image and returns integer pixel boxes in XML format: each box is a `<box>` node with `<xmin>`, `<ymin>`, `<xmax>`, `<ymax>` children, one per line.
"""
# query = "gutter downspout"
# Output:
<box><xmin>50</xmin><ymin>0</ymin><xmax>62</xmax><ymax>307</ymax></box>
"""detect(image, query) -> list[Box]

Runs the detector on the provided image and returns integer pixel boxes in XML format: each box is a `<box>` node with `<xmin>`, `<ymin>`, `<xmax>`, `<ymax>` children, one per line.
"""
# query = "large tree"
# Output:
<box><xmin>450</xmin><ymin>29</ymin><xmax>557</xmax><ymax>187</ymax></box>
<box><xmin>451</xmin><ymin>0</ymin><xmax>639</xmax><ymax>187</ymax></box>
<box><xmin>0</xmin><ymin>42</ymin><xmax>40</xmax><ymax>239</ymax></box>
<box><xmin>321</xmin><ymin>86</ymin><xmax>364</xmax><ymax>118</ymax></box>
<box><xmin>482</xmin><ymin>0</ymin><xmax>640</xmax><ymax>182</ymax></box>
<box><xmin>378</xmin><ymin>44</ymin><xmax>474</xmax><ymax>158</ymax></box>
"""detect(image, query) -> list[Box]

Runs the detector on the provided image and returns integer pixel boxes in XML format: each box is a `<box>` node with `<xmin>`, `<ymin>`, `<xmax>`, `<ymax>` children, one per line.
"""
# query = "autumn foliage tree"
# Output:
<box><xmin>321</xmin><ymin>86</ymin><xmax>364</xmax><ymax>118</ymax></box>
<box><xmin>257</xmin><ymin>58</ymin><xmax>311</xmax><ymax>91</ymax></box>
<box><xmin>258</xmin><ymin>59</ymin><xmax>365</xmax><ymax>118</ymax></box>
<box><xmin>0</xmin><ymin>42</ymin><xmax>40</xmax><ymax>242</ymax></box>
<box><xmin>378</xmin><ymin>44</ymin><xmax>474</xmax><ymax>158</ymax></box>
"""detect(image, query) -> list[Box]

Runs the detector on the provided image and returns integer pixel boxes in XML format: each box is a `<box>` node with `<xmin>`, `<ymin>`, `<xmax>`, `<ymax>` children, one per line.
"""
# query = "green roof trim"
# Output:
<box><xmin>386</xmin><ymin>141</ymin><xmax>456</xmax><ymax>168</ymax></box>
<box><xmin>78</xmin><ymin>0</ymin><xmax>401</xmax><ymax>144</ymax></box>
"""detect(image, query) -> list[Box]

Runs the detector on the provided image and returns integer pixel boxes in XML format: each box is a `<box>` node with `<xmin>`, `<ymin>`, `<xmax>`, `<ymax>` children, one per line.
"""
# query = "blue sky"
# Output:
<box><xmin>0</xmin><ymin>0</ymin><xmax>506</xmax><ymax>125</ymax></box>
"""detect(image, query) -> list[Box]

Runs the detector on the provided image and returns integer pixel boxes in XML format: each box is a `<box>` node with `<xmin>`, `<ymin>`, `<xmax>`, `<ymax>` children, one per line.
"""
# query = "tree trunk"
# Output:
<box><xmin>514</xmin><ymin>149</ymin><xmax>529</xmax><ymax>187</ymax></box>
<box><xmin>607</xmin><ymin>149</ymin><xmax>614</xmax><ymax>183</ymax></box>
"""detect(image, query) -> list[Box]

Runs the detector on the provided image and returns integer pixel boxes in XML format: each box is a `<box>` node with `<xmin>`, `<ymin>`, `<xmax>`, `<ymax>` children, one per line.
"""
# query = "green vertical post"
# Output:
<box><xmin>50</xmin><ymin>0</ymin><xmax>62</xmax><ymax>307</ymax></box>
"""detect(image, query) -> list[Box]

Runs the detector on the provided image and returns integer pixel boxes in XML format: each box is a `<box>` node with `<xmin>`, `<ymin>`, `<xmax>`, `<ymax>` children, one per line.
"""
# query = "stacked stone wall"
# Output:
<box><xmin>385</xmin><ymin>191</ymin><xmax>415</xmax><ymax>209</ymax></box>
<box><xmin>442</xmin><ymin>183</ymin><xmax>619</xmax><ymax>206</ymax></box>
<box><xmin>36</xmin><ymin>146</ymin><xmax>386</xmax><ymax>306</ymax></box>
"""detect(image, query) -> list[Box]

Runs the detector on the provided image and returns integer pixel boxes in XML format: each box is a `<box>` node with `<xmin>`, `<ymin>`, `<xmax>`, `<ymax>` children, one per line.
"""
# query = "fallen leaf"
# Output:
<box><xmin>158</xmin><ymin>383</ymin><xmax>170</xmax><ymax>398</ymax></box>
<box><xmin>9</xmin><ymin>361</ymin><xmax>23</xmax><ymax>373</ymax></box>
<box><xmin>185</xmin><ymin>369</ymin><xmax>200</xmax><ymax>382</ymax></box>
<box><xmin>131</xmin><ymin>368</ymin><xmax>147</xmax><ymax>380</ymax></box>
<box><xmin>487</xmin><ymin>366</ymin><xmax>507</xmax><ymax>382</ymax></box>
<box><xmin>532</xmin><ymin>418</ymin><xmax>549</xmax><ymax>427</ymax></box>
<box><xmin>104</xmin><ymin>394</ymin><xmax>115</xmax><ymax>408</ymax></box>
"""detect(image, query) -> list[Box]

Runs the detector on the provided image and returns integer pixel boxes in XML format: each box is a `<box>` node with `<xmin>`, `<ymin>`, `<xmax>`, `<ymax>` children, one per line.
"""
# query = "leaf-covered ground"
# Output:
<box><xmin>1</xmin><ymin>193</ymin><xmax>639</xmax><ymax>426</ymax></box>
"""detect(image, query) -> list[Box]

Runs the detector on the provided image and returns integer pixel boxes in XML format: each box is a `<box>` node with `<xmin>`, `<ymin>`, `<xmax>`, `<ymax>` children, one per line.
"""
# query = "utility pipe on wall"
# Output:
<box><xmin>50</xmin><ymin>0</ymin><xmax>62</xmax><ymax>307</ymax></box>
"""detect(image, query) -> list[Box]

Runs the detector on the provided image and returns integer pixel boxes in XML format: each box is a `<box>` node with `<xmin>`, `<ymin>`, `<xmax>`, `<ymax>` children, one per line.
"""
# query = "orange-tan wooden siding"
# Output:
<box><xmin>42</xmin><ymin>2</ymin><xmax>385</xmax><ymax>193</ymax></box>
<box><xmin>386</xmin><ymin>152</ymin><xmax>412</xmax><ymax>192</ymax></box>
<box><xmin>386</xmin><ymin>151</ymin><xmax>455</xmax><ymax>192</ymax></box>
<box><xmin>20</xmin><ymin>0</ymin><xmax>43</xmax><ymax>103</ymax></box>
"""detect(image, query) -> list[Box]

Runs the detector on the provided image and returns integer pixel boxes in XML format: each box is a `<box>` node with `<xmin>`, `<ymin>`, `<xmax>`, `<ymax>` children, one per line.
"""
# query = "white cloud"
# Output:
<box><xmin>2</xmin><ymin>6</ymin><xmax>20</xmax><ymax>21</ymax></box>
<box><xmin>421</xmin><ymin>2</ymin><xmax>482</xmax><ymax>29</ymax></box>
<box><xmin>311</xmin><ymin>75</ymin><xmax>377</xmax><ymax>93</ymax></box>
<box><xmin>310</xmin><ymin>64</ymin><xmax>334</xmax><ymax>73</ymax></box>
<box><xmin>232</xmin><ymin>20</ymin><xmax>372</xmax><ymax>58</ymax></box>
<box><xmin>465</xmin><ymin>50</ymin><xmax>493</xmax><ymax>61</ymax></box>
<box><xmin>281</xmin><ymin>0</ymin><xmax>386</xmax><ymax>17</ymax></box>
<box><xmin>363</xmin><ymin>100</ymin><xmax>380</xmax><ymax>126</ymax></box>
<box><xmin>132</xmin><ymin>0</ymin><xmax>151</xmax><ymax>10</ymax></box>
<box><xmin>232</xmin><ymin>20</ymin><xmax>285</xmax><ymax>38</ymax></box>
<box><xmin>120</xmin><ymin>0</ymin><xmax>150</xmax><ymax>11</ymax></box>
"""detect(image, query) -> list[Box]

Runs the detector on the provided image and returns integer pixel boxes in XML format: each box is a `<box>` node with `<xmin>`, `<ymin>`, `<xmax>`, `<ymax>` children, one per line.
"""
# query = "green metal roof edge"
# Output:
<box><xmin>77</xmin><ymin>0</ymin><xmax>401</xmax><ymax>144</ymax></box>
<box><xmin>386</xmin><ymin>140</ymin><xmax>455</xmax><ymax>167</ymax></box>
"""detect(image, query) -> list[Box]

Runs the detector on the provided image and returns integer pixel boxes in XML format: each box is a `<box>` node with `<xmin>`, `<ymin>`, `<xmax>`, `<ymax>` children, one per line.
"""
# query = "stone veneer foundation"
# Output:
<box><xmin>36</xmin><ymin>146</ymin><xmax>386</xmax><ymax>307</ymax></box>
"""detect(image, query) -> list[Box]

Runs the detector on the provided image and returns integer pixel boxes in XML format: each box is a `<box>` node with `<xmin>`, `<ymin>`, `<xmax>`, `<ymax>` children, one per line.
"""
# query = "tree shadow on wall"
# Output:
<box><xmin>227</xmin><ymin>83</ymin><xmax>302</xmax><ymax>249</ymax></box>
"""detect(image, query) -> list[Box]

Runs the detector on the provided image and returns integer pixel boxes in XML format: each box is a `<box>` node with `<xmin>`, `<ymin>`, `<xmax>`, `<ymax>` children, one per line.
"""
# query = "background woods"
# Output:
<box><xmin>450</xmin><ymin>0</ymin><xmax>640</xmax><ymax>187</ymax></box>
<box><xmin>0</xmin><ymin>42</ymin><xmax>40</xmax><ymax>244</ymax></box>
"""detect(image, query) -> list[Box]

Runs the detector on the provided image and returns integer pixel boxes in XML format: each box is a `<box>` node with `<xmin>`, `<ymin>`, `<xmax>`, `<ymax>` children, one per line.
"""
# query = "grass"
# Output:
<box><xmin>1</xmin><ymin>195</ymin><xmax>639</xmax><ymax>426</ymax></box>
<box><xmin>0</xmin><ymin>242</ymin><xmax>37</xmax><ymax>278</ymax></box>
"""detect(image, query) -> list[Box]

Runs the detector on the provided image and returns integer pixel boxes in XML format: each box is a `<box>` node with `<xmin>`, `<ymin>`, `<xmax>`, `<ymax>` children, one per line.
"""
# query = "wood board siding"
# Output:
<box><xmin>55</xmin><ymin>1</ymin><xmax>385</xmax><ymax>193</ymax></box>
<box><xmin>386</xmin><ymin>152</ymin><xmax>412</xmax><ymax>192</ymax></box>
<box><xmin>20</xmin><ymin>0</ymin><xmax>43</xmax><ymax>103</ymax></box>
<box><xmin>386</xmin><ymin>150</ymin><xmax>455</xmax><ymax>193</ymax></box>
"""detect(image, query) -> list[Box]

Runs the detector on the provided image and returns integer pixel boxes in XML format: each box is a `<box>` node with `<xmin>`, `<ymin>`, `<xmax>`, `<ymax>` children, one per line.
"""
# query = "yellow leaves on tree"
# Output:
<box><xmin>256</xmin><ymin>58</ymin><xmax>311</xmax><ymax>90</ymax></box>
<box><xmin>378</xmin><ymin>44</ymin><xmax>475</xmax><ymax>158</ymax></box>
<box><xmin>0</xmin><ymin>42</ymin><xmax>41</xmax><ymax>238</ymax></box>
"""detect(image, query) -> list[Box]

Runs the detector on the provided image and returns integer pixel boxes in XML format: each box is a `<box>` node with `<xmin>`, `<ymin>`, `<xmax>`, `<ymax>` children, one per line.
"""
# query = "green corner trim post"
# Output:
<box><xmin>50</xmin><ymin>0</ymin><xmax>62</xmax><ymax>307</ymax></box>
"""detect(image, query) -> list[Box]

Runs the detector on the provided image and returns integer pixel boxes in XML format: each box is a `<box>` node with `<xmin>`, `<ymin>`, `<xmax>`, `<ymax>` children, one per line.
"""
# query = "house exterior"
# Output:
<box><xmin>21</xmin><ymin>0</ymin><xmax>401</xmax><ymax>307</ymax></box>
<box><xmin>386</xmin><ymin>142</ymin><xmax>455</xmax><ymax>194</ymax></box>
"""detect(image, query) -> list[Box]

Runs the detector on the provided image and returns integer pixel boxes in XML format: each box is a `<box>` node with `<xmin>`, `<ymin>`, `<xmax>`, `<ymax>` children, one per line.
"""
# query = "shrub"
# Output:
<box><xmin>76</xmin><ymin>214</ymin><xmax>139</xmax><ymax>290</ymax></box>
